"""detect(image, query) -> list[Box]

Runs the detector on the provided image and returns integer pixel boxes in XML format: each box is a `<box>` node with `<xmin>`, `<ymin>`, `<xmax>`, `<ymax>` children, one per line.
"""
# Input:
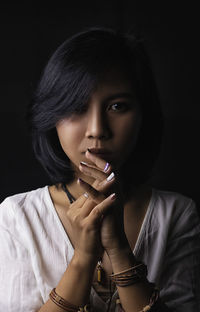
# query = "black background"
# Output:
<box><xmin>0</xmin><ymin>1</ymin><xmax>199</xmax><ymax>208</ymax></box>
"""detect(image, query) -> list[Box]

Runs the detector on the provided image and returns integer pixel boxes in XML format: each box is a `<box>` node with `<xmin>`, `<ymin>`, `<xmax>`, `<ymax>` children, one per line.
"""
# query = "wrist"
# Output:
<box><xmin>72</xmin><ymin>250</ymin><xmax>98</xmax><ymax>272</ymax></box>
<box><xmin>55</xmin><ymin>250</ymin><xmax>97</xmax><ymax>307</ymax></box>
<box><xmin>107</xmin><ymin>245</ymin><xmax>137</xmax><ymax>273</ymax></box>
<box><xmin>106</xmin><ymin>236</ymin><xmax>132</xmax><ymax>261</ymax></box>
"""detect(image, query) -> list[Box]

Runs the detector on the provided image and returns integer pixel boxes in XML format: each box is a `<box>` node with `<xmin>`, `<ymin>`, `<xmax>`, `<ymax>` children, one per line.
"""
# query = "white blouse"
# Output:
<box><xmin>0</xmin><ymin>186</ymin><xmax>200</xmax><ymax>312</ymax></box>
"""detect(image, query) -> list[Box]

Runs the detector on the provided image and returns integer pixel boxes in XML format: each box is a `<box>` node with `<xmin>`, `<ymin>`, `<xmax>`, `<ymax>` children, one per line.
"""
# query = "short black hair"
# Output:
<box><xmin>27</xmin><ymin>26</ymin><xmax>163</xmax><ymax>191</ymax></box>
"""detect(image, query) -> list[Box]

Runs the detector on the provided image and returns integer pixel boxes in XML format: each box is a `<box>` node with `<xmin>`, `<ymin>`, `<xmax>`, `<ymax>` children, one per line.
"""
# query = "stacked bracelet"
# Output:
<box><xmin>49</xmin><ymin>288</ymin><xmax>90</xmax><ymax>312</ymax></box>
<box><xmin>110</xmin><ymin>262</ymin><xmax>148</xmax><ymax>287</ymax></box>
<box><xmin>139</xmin><ymin>286</ymin><xmax>159</xmax><ymax>312</ymax></box>
<box><xmin>116</xmin><ymin>285</ymin><xmax>159</xmax><ymax>312</ymax></box>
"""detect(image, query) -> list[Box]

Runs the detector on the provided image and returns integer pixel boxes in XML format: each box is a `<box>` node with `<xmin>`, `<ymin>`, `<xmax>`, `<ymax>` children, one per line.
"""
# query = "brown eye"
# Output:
<box><xmin>109</xmin><ymin>102</ymin><xmax>129</xmax><ymax>112</ymax></box>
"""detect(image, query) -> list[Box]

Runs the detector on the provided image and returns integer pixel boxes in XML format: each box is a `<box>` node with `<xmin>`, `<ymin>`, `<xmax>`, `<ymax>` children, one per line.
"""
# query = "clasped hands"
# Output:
<box><xmin>66</xmin><ymin>149</ymin><xmax>128</xmax><ymax>263</ymax></box>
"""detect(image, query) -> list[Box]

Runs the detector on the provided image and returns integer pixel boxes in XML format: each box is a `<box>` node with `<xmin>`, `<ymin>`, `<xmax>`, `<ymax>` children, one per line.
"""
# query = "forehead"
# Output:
<box><xmin>91</xmin><ymin>67</ymin><xmax>136</xmax><ymax>99</ymax></box>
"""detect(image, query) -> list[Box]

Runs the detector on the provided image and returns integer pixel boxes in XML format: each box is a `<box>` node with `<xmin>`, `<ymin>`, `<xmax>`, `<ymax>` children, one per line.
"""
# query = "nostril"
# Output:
<box><xmin>85</xmin><ymin>113</ymin><xmax>111</xmax><ymax>140</ymax></box>
<box><xmin>87</xmin><ymin>134</ymin><xmax>107</xmax><ymax>140</ymax></box>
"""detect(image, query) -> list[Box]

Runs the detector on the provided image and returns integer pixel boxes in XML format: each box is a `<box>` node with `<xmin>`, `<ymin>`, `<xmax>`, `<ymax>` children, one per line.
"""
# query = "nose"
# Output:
<box><xmin>85</xmin><ymin>108</ymin><xmax>110</xmax><ymax>140</ymax></box>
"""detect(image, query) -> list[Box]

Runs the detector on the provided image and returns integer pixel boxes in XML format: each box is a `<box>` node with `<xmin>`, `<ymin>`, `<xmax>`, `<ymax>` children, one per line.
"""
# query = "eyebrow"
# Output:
<box><xmin>104</xmin><ymin>92</ymin><xmax>135</xmax><ymax>101</ymax></box>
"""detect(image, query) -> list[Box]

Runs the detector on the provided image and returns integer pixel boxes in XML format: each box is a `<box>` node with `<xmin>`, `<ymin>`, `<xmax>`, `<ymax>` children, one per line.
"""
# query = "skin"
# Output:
<box><xmin>56</xmin><ymin>68</ymin><xmax>142</xmax><ymax>186</ymax></box>
<box><xmin>39</xmin><ymin>68</ymin><xmax>155</xmax><ymax>312</ymax></box>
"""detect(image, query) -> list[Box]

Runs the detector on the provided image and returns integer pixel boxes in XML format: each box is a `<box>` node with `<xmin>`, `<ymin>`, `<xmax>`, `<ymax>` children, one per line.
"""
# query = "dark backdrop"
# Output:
<box><xmin>0</xmin><ymin>2</ymin><xmax>199</xmax><ymax>208</ymax></box>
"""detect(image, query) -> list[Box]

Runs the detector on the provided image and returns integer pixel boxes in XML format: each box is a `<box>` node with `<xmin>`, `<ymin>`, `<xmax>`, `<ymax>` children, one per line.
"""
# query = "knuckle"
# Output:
<box><xmin>67</xmin><ymin>210</ymin><xmax>81</xmax><ymax>225</ymax></box>
<box><xmin>84</xmin><ymin>223</ymin><xmax>93</xmax><ymax>232</ymax></box>
<box><xmin>92</xmin><ymin>207</ymin><xmax>102</xmax><ymax>218</ymax></box>
<box><xmin>66</xmin><ymin>209</ymin><xmax>72</xmax><ymax>219</ymax></box>
<box><xmin>72</xmin><ymin>214</ymin><xmax>81</xmax><ymax>224</ymax></box>
<box><xmin>79</xmin><ymin>219</ymin><xmax>86</xmax><ymax>229</ymax></box>
<box><xmin>82</xmin><ymin>219</ymin><xmax>94</xmax><ymax>232</ymax></box>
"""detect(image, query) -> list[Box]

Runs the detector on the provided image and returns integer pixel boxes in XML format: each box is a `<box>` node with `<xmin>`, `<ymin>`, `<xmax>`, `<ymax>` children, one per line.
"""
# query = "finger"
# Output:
<box><xmin>69</xmin><ymin>189</ymin><xmax>89</xmax><ymax>210</ymax></box>
<box><xmin>98</xmin><ymin>171</ymin><xmax>115</xmax><ymax>189</ymax></box>
<box><xmin>88</xmin><ymin>193</ymin><xmax>117</xmax><ymax>223</ymax></box>
<box><xmin>78</xmin><ymin>178</ymin><xmax>105</xmax><ymax>204</ymax></box>
<box><xmin>85</xmin><ymin>149</ymin><xmax>112</xmax><ymax>173</ymax></box>
<box><xmin>79</xmin><ymin>161</ymin><xmax>107</xmax><ymax>181</ymax></box>
<box><xmin>80</xmin><ymin>162</ymin><xmax>117</xmax><ymax>195</ymax></box>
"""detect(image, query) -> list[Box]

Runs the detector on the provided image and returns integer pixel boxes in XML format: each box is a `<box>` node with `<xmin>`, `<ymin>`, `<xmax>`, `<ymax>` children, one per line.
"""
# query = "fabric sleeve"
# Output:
<box><xmin>159</xmin><ymin>199</ymin><xmax>200</xmax><ymax>311</ymax></box>
<box><xmin>0</xmin><ymin>200</ymin><xmax>44</xmax><ymax>312</ymax></box>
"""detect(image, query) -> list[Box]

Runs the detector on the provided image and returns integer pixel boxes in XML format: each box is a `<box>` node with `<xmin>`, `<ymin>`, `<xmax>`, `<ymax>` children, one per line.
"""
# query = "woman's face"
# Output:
<box><xmin>56</xmin><ymin>68</ymin><xmax>142</xmax><ymax>178</ymax></box>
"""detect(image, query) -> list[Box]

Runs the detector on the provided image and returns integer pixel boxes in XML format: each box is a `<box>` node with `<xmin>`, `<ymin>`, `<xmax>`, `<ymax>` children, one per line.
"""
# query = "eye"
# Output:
<box><xmin>109</xmin><ymin>102</ymin><xmax>129</xmax><ymax>112</ymax></box>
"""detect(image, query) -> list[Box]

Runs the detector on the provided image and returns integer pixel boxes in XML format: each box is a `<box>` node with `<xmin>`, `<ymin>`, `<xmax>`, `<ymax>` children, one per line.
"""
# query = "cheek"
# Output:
<box><xmin>56</xmin><ymin>122</ymin><xmax>83</xmax><ymax>155</ymax></box>
<box><xmin>115</xmin><ymin>113</ymin><xmax>142</xmax><ymax>148</ymax></box>
<box><xmin>113</xmin><ymin>114</ymin><xmax>142</xmax><ymax>168</ymax></box>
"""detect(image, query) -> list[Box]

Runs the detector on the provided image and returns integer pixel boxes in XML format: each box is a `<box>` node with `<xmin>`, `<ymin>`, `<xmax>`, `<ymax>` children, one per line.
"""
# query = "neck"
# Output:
<box><xmin>70</xmin><ymin>171</ymin><xmax>96</xmax><ymax>197</ymax></box>
<box><xmin>63</xmin><ymin>179</ymin><xmax>149</xmax><ymax>206</ymax></box>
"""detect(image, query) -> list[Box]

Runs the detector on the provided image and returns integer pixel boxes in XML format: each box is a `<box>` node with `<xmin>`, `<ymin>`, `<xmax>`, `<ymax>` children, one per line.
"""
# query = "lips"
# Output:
<box><xmin>86</xmin><ymin>148</ymin><xmax>113</xmax><ymax>161</ymax></box>
<box><xmin>88</xmin><ymin>148</ymin><xmax>111</xmax><ymax>155</ymax></box>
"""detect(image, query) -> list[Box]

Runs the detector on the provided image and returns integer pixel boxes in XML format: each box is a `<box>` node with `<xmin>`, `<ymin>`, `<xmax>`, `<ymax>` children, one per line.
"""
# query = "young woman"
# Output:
<box><xmin>0</xmin><ymin>27</ymin><xmax>200</xmax><ymax>312</ymax></box>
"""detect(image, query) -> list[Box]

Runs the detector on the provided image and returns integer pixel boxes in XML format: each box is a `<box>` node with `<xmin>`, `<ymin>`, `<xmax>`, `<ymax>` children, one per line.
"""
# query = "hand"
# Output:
<box><xmin>65</xmin><ymin>173</ymin><xmax>117</xmax><ymax>263</ymax></box>
<box><xmin>79</xmin><ymin>150</ymin><xmax>129</xmax><ymax>256</ymax></box>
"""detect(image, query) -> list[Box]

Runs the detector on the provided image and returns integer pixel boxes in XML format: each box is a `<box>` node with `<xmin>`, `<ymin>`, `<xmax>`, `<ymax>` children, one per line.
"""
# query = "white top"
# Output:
<box><xmin>0</xmin><ymin>186</ymin><xmax>200</xmax><ymax>312</ymax></box>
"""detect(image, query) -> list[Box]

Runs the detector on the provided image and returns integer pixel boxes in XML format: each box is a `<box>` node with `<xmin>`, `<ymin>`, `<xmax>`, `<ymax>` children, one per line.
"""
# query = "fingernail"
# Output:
<box><xmin>104</xmin><ymin>162</ymin><xmax>110</xmax><ymax>172</ymax></box>
<box><xmin>83</xmin><ymin>192</ymin><xmax>89</xmax><ymax>198</ymax></box>
<box><xmin>107</xmin><ymin>172</ymin><xmax>115</xmax><ymax>182</ymax></box>
<box><xmin>78</xmin><ymin>178</ymin><xmax>84</xmax><ymax>183</ymax></box>
<box><xmin>109</xmin><ymin>193</ymin><xmax>116</xmax><ymax>200</ymax></box>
